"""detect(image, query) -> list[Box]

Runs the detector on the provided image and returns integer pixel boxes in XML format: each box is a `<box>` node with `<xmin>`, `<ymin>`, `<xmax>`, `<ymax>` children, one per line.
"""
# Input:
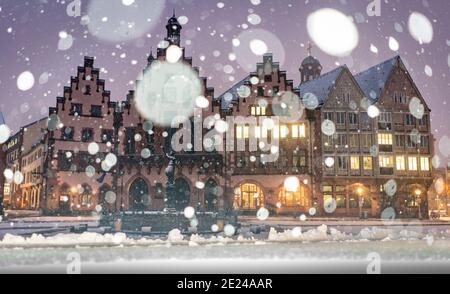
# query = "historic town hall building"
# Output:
<box><xmin>1</xmin><ymin>14</ymin><xmax>434</xmax><ymax>219</ymax></box>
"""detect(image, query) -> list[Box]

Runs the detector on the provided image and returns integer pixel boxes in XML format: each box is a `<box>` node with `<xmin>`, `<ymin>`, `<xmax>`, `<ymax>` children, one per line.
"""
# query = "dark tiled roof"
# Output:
<box><xmin>354</xmin><ymin>56</ymin><xmax>398</xmax><ymax>102</ymax></box>
<box><xmin>298</xmin><ymin>66</ymin><xmax>346</xmax><ymax>105</ymax></box>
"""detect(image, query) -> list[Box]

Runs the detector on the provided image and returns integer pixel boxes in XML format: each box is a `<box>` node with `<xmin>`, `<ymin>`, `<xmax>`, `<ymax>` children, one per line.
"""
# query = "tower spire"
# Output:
<box><xmin>307</xmin><ymin>42</ymin><xmax>313</xmax><ymax>57</ymax></box>
<box><xmin>173</xmin><ymin>8</ymin><xmax>176</xmax><ymax>18</ymax></box>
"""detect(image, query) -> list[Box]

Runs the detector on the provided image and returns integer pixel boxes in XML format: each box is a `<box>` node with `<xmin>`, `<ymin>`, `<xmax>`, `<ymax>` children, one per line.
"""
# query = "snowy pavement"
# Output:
<box><xmin>0</xmin><ymin>220</ymin><xmax>449</xmax><ymax>273</ymax></box>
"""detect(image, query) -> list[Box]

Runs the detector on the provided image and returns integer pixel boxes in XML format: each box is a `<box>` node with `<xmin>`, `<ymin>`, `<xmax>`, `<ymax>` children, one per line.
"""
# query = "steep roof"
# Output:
<box><xmin>216</xmin><ymin>75</ymin><xmax>250</xmax><ymax>110</ymax></box>
<box><xmin>354</xmin><ymin>56</ymin><xmax>398</xmax><ymax>101</ymax></box>
<box><xmin>298</xmin><ymin>66</ymin><xmax>346</xmax><ymax>105</ymax></box>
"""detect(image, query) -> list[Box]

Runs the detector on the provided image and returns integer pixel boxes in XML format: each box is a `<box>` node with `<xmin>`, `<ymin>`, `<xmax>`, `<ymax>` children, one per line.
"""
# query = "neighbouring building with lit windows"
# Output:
<box><xmin>297</xmin><ymin>55</ymin><xmax>433</xmax><ymax>218</ymax></box>
<box><xmin>217</xmin><ymin>54</ymin><xmax>312</xmax><ymax>215</ymax></box>
<box><xmin>2</xmin><ymin>15</ymin><xmax>435</xmax><ymax>219</ymax></box>
<box><xmin>2</xmin><ymin>118</ymin><xmax>48</xmax><ymax>211</ymax></box>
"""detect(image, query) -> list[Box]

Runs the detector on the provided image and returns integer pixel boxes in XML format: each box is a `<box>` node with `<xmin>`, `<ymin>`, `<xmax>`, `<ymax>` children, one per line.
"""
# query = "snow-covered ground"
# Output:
<box><xmin>0</xmin><ymin>225</ymin><xmax>449</xmax><ymax>273</ymax></box>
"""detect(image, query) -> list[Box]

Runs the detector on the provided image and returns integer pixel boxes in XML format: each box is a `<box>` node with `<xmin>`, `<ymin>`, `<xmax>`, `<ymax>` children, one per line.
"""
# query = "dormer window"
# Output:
<box><xmin>70</xmin><ymin>103</ymin><xmax>82</xmax><ymax>116</ymax></box>
<box><xmin>83</xmin><ymin>85</ymin><xmax>92</xmax><ymax>95</ymax></box>
<box><xmin>91</xmin><ymin>105</ymin><xmax>102</xmax><ymax>117</ymax></box>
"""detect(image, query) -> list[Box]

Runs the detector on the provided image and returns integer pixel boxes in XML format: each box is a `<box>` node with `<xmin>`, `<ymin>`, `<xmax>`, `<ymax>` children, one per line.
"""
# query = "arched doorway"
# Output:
<box><xmin>172</xmin><ymin>178</ymin><xmax>190</xmax><ymax>211</ymax></box>
<box><xmin>204</xmin><ymin>179</ymin><xmax>219</xmax><ymax>211</ymax></box>
<box><xmin>234</xmin><ymin>183</ymin><xmax>264</xmax><ymax>210</ymax></box>
<box><xmin>129</xmin><ymin>178</ymin><xmax>149</xmax><ymax>210</ymax></box>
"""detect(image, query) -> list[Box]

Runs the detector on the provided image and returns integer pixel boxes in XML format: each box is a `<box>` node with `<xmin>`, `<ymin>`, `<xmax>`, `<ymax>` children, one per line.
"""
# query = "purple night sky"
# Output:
<box><xmin>0</xmin><ymin>0</ymin><xmax>449</xmax><ymax>161</ymax></box>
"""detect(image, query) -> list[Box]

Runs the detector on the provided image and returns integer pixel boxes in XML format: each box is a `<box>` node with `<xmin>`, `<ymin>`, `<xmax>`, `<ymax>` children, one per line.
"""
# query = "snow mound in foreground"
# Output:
<box><xmin>0</xmin><ymin>225</ymin><xmax>442</xmax><ymax>247</ymax></box>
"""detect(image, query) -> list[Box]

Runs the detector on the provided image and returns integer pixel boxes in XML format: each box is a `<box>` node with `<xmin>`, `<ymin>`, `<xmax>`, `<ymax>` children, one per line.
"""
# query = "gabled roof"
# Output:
<box><xmin>298</xmin><ymin>66</ymin><xmax>346</xmax><ymax>105</ymax></box>
<box><xmin>354</xmin><ymin>56</ymin><xmax>399</xmax><ymax>102</ymax></box>
<box><xmin>216</xmin><ymin>75</ymin><xmax>250</xmax><ymax>110</ymax></box>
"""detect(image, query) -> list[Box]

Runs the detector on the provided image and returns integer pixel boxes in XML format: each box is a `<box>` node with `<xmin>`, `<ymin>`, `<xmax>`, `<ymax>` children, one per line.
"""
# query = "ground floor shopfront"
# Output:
<box><xmin>7</xmin><ymin>170</ymin><xmax>433</xmax><ymax>219</ymax></box>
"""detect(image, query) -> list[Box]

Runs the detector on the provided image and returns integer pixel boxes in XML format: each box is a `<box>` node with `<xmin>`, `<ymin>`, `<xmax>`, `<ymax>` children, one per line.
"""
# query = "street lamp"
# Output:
<box><xmin>415</xmin><ymin>189</ymin><xmax>422</xmax><ymax>219</ymax></box>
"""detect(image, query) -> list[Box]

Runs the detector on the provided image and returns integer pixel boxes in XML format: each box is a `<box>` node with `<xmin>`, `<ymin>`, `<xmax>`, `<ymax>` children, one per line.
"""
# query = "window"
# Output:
<box><xmin>125</xmin><ymin>128</ymin><xmax>136</xmax><ymax>154</ymax></box>
<box><xmin>280</xmin><ymin>125</ymin><xmax>289</xmax><ymax>138</ymax></box>
<box><xmin>61</xmin><ymin>127</ymin><xmax>74</xmax><ymax>140</ymax></box>
<box><xmin>342</xmin><ymin>93</ymin><xmax>351</xmax><ymax>103</ymax></box>
<box><xmin>324</xmin><ymin>112</ymin><xmax>333</xmax><ymax>121</ymax></box>
<box><xmin>363</xmin><ymin>157</ymin><xmax>373</xmax><ymax>170</ymax></box>
<box><xmin>70</xmin><ymin>103</ymin><xmax>82</xmax><ymax>116</ymax></box>
<box><xmin>83</xmin><ymin>85</ymin><xmax>92</xmax><ymax>95</ymax></box>
<box><xmin>396</xmin><ymin>156</ymin><xmax>406</xmax><ymax>171</ymax></box>
<box><xmin>336</xmin><ymin>112</ymin><xmax>346</xmax><ymax>125</ymax></box>
<box><xmin>323</xmin><ymin>135</ymin><xmax>333</xmax><ymax>147</ymax></box>
<box><xmin>348</xmin><ymin>113</ymin><xmax>358</xmax><ymax>125</ymax></box>
<box><xmin>264</xmin><ymin>75</ymin><xmax>272</xmax><ymax>83</ymax></box>
<box><xmin>360</xmin><ymin>134</ymin><xmax>372</xmax><ymax>147</ymax></box>
<box><xmin>91</xmin><ymin>105</ymin><xmax>102</xmax><ymax>117</ymax></box>
<box><xmin>337</xmin><ymin>156</ymin><xmax>348</xmax><ymax>170</ymax></box>
<box><xmin>408</xmin><ymin>157</ymin><xmax>418</xmax><ymax>171</ymax></box>
<box><xmin>278</xmin><ymin>186</ymin><xmax>309</xmax><ymax>207</ymax></box>
<box><xmin>394</xmin><ymin>92</ymin><xmax>408</xmax><ymax>104</ymax></box>
<box><xmin>379</xmin><ymin>156</ymin><xmax>394</xmax><ymax>168</ymax></box>
<box><xmin>395</xmin><ymin>135</ymin><xmax>405</xmax><ymax>147</ymax></box>
<box><xmin>419</xmin><ymin>114</ymin><xmax>428</xmax><ymax>126</ymax></box>
<box><xmin>250</xmin><ymin>106</ymin><xmax>266</xmax><ymax>116</ymax></box>
<box><xmin>350</xmin><ymin>156</ymin><xmax>360</xmax><ymax>170</ymax></box>
<box><xmin>234</xmin><ymin>183</ymin><xmax>264</xmax><ymax>210</ymax></box>
<box><xmin>406</xmin><ymin>135</ymin><xmax>415</xmax><ymax>148</ymax></box>
<box><xmin>349</xmin><ymin>134</ymin><xmax>359</xmax><ymax>148</ymax></box>
<box><xmin>58</xmin><ymin>151</ymin><xmax>72</xmax><ymax>171</ymax></box>
<box><xmin>349</xmin><ymin>197</ymin><xmax>358</xmax><ymax>208</ymax></box>
<box><xmin>378</xmin><ymin>133</ymin><xmax>393</xmax><ymax>145</ymax></box>
<box><xmin>419</xmin><ymin>136</ymin><xmax>429</xmax><ymax>148</ymax></box>
<box><xmin>81</xmin><ymin>128</ymin><xmax>94</xmax><ymax>142</ymax></box>
<box><xmin>292</xmin><ymin>124</ymin><xmax>306</xmax><ymax>138</ymax></box>
<box><xmin>336</xmin><ymin>134</ymin><xmax>347</xmax><ymax>147</ymax></box>
<box><xmin>379</xmin><ymin>112</ymin><xmax>392</xmax><ymax>123</ymax></box>
<box><xmin>293</xmin><ymin>150</ymin><xmax>307</xmax><ymax>168</ymax></box>
<box><xmin>336</xmin><ymin>195</ymin><xmax>346</xmax><ymax>208</ymax></box>
<box><xmin>406</xmin><ymin>114</ymin><xmax>416</xmax><ymax>126</ymax></box>
<box><xmin>323</xmin><ymin>185</ymin><xmax>333</xmax><ymax>193</ymax></box>
<box><xmin>420</xmin><ymin>157</ymin><xmax>430</xmax><ymax>171</ymax></box>
<box><xmin>360</xmin><ymin>112</ymin><xmax>371</xmax><ymax>128</ymax></box>
<box><xmin>257</xmin><ymin>87</ymin><xmax>265</xmax><ymax>97</ymax></box>
<box><xmin>101</xmin><ymin>129</ymin><xmax>113</xmax><ymax>143</ymax></box>
<box><xmin>273</xmin><ymin>86</ymin><xmax>280</xmax><ymax>95</ymax></box>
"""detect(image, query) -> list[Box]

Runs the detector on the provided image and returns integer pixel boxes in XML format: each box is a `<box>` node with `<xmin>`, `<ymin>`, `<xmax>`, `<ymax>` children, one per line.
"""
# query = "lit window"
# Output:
<box><xmin>292</xmin><ymin>125</ymin><xmax>299</xmax><ymax>138</ymax></box>
<box><xmin>396</xmin><ymin>156</ymin><xmax>406</xmax><ymax>171</ymax></box>
<box><xmin>251</xmin><ymin>106</ymin><xmax>266</xmax><ymax>116</ymax></box>
<box><xmin>350</xmin><ymin>156</ymin><xmax>360</xmax><ymax>170</ymax></box>
<box><xmin>408</xmin><ymin>156</ymin><xmax>418</xmax><ymax>171</ymax></box>
<box><xmin>273</xmin><ymin>127</ymin><xmax>279</xmax><ymax>139</ymax></box>
<box><xmin>363</xmin><ymin>157</ymin><xmax>373</xmax><ymax>170</ymax></box>
<box><xmin>379</xmin><ymin>156</ymin><xmax>394</xmax><ymax>168</ymax></box>
<box><xmin>255</xmin><ymin>126</ymin><xmax>261</xmax><ymax>139</ymax></box>
<box><xmin>280</xmin><ymin>126</ymin><xmax>289</xmax><ymax>138</ymax></box>
<box><xmin>244</xmin><ymin>126</ymin><xmax>249</xmax><ymax>139</ymax></box>
<box><xmin>236</xmin><ymin>126</ymin><xmax>243</xmax><ymax>139</ymax></box>
<box><xmin>378</xmin><ymin>133</ymin><xmax>393</xmax><ymax>145</ymax></box>
<box><xmin>420</xmin><ymin>157</ymin><xmax>430</xmax><ymax>171</ymax></box>
<box><xmin>299</xmin><ymin>124</ymin><xmax>306</xmax><ymax>138</ymax></box>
